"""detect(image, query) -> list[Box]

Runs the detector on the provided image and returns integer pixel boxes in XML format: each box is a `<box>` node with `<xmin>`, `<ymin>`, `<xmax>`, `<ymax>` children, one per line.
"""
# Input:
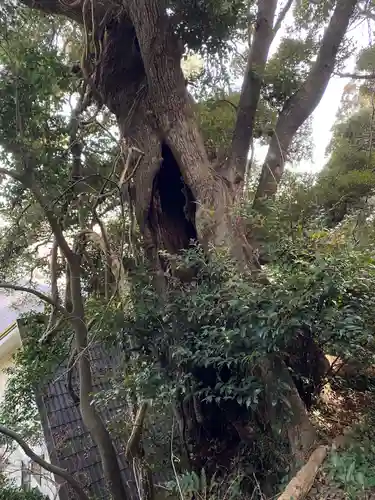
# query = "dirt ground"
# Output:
<box><xmin>305</xmin><ymin>384</ymin><xmax>375</xmax><ymax>500</ymax></box>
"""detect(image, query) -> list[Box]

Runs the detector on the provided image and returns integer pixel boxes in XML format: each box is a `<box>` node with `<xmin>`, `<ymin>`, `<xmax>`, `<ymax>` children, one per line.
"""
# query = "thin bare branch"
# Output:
<box><xmin>0</xmin><ymin>161</ymin><xmax>76</xmax><ymax>264</ymax></box>
<box><xmin>0</xmin><ymin>282</ymin><xmax>67</xmax><ymax>315</ymax></box>
<box><xmin>358</xmin><ymin>7</ymin><xmax>375</xmax><ymax>22</ymax></box>
<box><xmin>211</xmin><ymin>99</ymin><xmax>238</xmax><ymax>112</ymax></box>
<box><xmin>335</xmin><ymin>71</ymin><xmax>375</xmax><ymax>79</ymax></box>
<box><xmin>0</xmin><ymin>424</ymin><xmax>90</xmax><ymax>500</ymax></box>
<box><xmin>0</xmin><ymin>167</ymin><xmax>24</xmax><ymax>182</ymax></box>
<box><xmin>51</xmin><ymin>174</ymin><xmax>101</xmax><ymax>208</ymax></box>
<box><xmin>77</xmin><ymin>229</ymin><xmax>127</xmax><ymax>297</ymax></box>
<box><xmin>39</xmin><ymin>316</ymin><xmax>66</xmax><ymax>345</ymax></box>
<box><xmin>93</xmin><ymin>213</ymin><xmax>111</xmax><ymax>256</ymax></box>
<box><xmin>119</xmin><ymin>146</ymin><xmax>145</xmax><ymax>187</ymax></box>
<box><xmin>125</xmin><ymin>402</ymin><xmax>149</xmax><ymax>460</ymax></box>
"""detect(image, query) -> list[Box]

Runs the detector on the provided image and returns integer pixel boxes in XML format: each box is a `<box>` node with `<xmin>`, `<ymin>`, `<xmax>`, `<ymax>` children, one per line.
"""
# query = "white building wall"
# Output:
<box><xmin>0</xmin><ymin>325</ymin><xmax>58</xmax><ymax>499</ymax></box>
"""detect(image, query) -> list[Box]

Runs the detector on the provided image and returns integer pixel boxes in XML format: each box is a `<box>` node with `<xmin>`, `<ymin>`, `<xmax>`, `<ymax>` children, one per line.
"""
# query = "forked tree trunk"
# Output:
<box><xmin>94</xmin><ymin>10</ymin><xmax>316</xmax><ymax>481</ymax></box>
<box><xmin>20</xmin><ymin>0</ymin><xmax>322</xmax><ymax>489</ymax></box>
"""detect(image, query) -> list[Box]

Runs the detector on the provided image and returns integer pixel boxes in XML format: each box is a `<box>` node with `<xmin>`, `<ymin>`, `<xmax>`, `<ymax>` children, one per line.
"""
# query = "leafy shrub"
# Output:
<box><xmin>0</xmin><ymin>485</ymin><xmax>47</xmax><ymax>500</ymax></box>
<box><xmin>325</xmin><ymin>408</ymin><xmax>375</xmax><ymax>499</ymax></box>
<box><xmin>326</xmin><ymin>443</ymin><xmax>375</xmax><ymax>499</ymax></box>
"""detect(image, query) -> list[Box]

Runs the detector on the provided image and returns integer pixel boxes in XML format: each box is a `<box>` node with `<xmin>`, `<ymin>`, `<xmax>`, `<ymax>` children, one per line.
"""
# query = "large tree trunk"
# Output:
<box><xmin>93</xmin><ymin>8</ymin><xmax>315</xmax><ymax>486</ymax></box>
<box><xmin>260</xmin><ymin>355</ymin><xmax>317</xmax><ymax>465</ymax></box>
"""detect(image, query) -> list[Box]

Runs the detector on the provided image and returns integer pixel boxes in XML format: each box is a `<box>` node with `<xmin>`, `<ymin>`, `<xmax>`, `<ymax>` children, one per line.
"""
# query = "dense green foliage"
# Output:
<box><xmin>0</xmin><ymin>315</ymin><xmax>70</xmax><ymax>442</ymax></box>
<box><xmin>0</xmin><ymin>477</ymin><xmax>47</xmax><ymax>500</ymax></box>
<box><xmin>0</xmin><ymin>488</ymin><xmax>47</xmax><ymax>500</ymax></box>
<box><xmin>325</xmin><ymin>409</ymin><xmax>375</xmax><ymax>499</ymax></box>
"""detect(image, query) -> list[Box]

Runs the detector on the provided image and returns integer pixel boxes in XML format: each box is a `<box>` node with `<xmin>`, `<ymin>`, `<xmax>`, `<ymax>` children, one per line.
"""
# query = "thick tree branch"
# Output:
<box><xmin>19</xmin><ymin>0</ymin><xmax>87</xmax><ymax>24</ymax></box>
<box><xmin>0</xmin><ymin>167</ymin><xmax>25</xmax><ymax>183</ymax></box>
<box><xmin>226</xmin><ymin>0</ymin><xmax>278</xmax><ymax>182</ymax></box>
<box><xmin>67</xmin><ymin>346</ymin><xmax>80</xmax><ymax>405</ymax></box>
<box><xmin>273</xmin><ymin>0</ymin><xmax>293</xmax><ymax>36</ymax></box>
<box><xmin>0</xmin><ymin>424</ymin><xmax>90</xmax><ymax>500</ymax></box>
<box><xmin>254</xmin><ymin>0</ymin><xmax>358</xmax><ymax>203</ymax></box>
<box><xmin>29</xmin><ymin>184</ymin><xmax>76</xmax><ymax>263</ymax></box>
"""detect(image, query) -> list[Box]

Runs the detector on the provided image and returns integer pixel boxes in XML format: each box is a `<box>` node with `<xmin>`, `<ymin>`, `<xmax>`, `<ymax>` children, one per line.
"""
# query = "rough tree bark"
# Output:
<box><xmin>254</xmin><ymin>0</ymin><xmax>358</xmax><ymax>204</ymax></box>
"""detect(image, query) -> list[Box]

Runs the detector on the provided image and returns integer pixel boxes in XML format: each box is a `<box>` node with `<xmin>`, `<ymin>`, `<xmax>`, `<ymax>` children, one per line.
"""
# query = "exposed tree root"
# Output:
<box><xmin>278</xmin><ymin>445</ymin><xmax>328</xmax><ymax>500</ymax></box>
<box><xmin>278</xmin><ymin>430</ymin><xmax>351</xmax><ymax>500</ymax></box>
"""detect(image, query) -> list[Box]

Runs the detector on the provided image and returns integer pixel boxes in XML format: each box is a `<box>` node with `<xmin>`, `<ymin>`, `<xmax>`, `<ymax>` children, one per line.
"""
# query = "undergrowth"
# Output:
<box><xmin>325</xmin><ymin>410</ymin><xmax>375</xmax><ymax>499</ymax></box>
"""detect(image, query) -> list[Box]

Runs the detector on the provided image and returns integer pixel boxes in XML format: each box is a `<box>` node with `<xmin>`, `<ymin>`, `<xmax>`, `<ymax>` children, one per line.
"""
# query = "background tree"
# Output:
<box><xmin>315</xmin><ymin>42</ymin><xmax>375</xmax><ymax>223</ymax></box>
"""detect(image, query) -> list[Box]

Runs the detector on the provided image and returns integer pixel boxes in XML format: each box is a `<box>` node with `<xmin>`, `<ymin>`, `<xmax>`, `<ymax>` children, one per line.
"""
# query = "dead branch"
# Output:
<box><xmin>278</xmin><ymin>445</ymin><xmax>327</xmax><ymax>500</ymax></box>
<box><xmin>335</xmin><ymin>71</ymin><xmax>375</xmax><ymax>79</ymax></box>
<box><xmin>39</xmin><ymin>317</ymin><xmax>67</xmax><ymax>345</ymax></box>
<box><xmin>125</xmin><ymin>401</ymin><xmax>149</xmax><ymax>460</ymax></box>
<box><xmin>77</xmin><ymin>229</ymin><xmax>127</xmax><ymax>297</ymax></box>
<box><xmin>91</xmin><ymin>156</ymin><xmax>122</xmax><ymax>213</ymax></box>
<box><xmin>278</xmin><ymin>429</ymin><xmax>352</xmax><ymax>500</ymax></box>
<box><xmin>118</xmin><ymin>146</ymin><xmax>145</xmax><ymax>187</ymax></box>
<box><xmin>93</xmin><ymin>213</ymin><xmax>111</xmax><ymax>256</ymax></box>
<box><xmin>0</xmin><ymin>424</ymin><xmax>90</xmax><ymax>500</ymax></box>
